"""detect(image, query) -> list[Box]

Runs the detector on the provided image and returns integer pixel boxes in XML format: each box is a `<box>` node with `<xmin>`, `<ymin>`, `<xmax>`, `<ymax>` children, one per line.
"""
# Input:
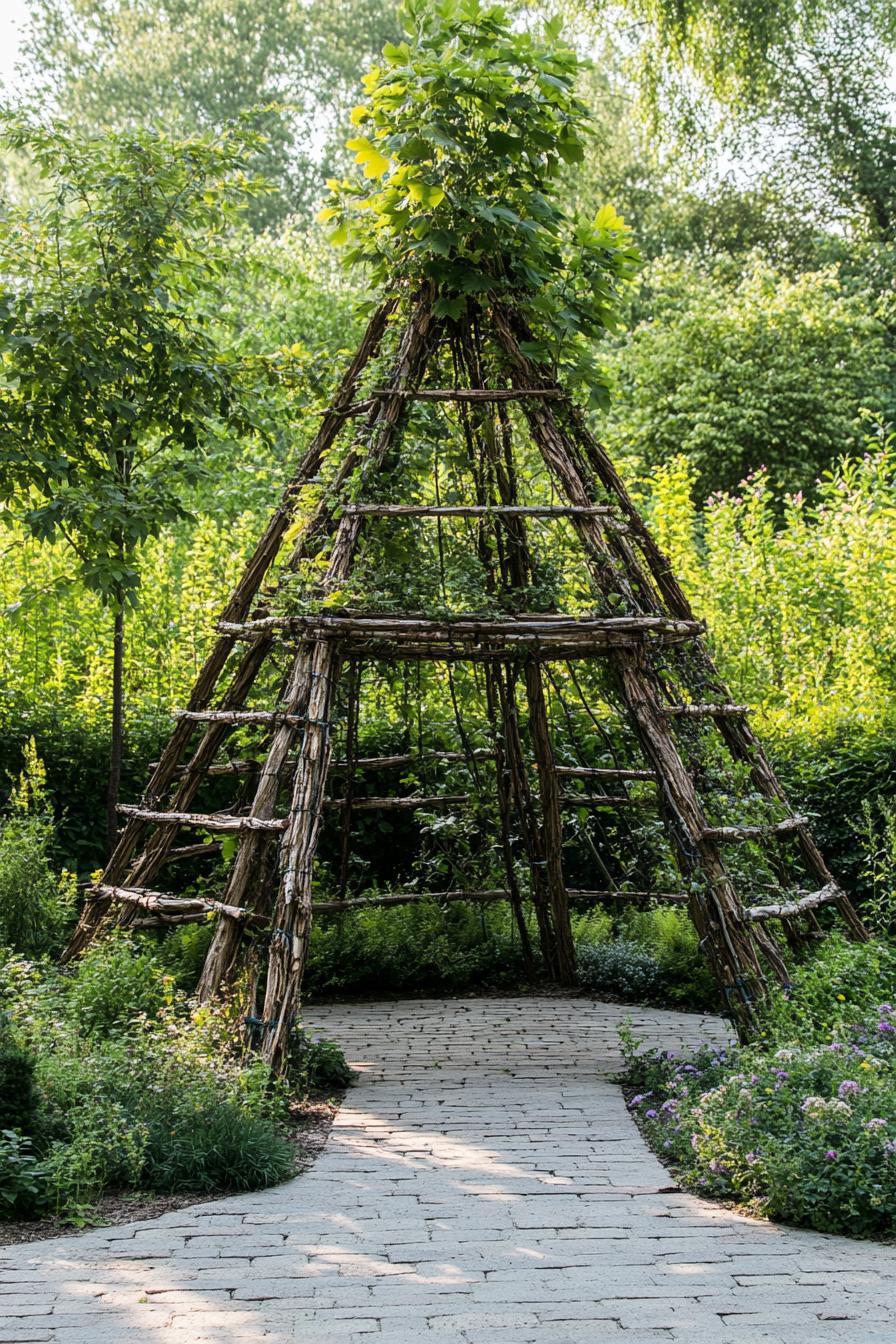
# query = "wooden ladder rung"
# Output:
<box><xmin>744</xmin><ymin>883</ymin><xmax>842</xmax><ymax>921</ymax></box>
<box><xmin>117</xmin><ymin>805</ymin><xmax>286</xmax><ymax>833</ymax></box>
<box><xmin>560</xmin><ymin>793</ymin><xmax>653</xmax><ymax>809</ymax></box>
<box><xmin>370</xmin><ymin>388</ymin><xmax>566</xmax><ymax>402</ymax></box>
<box><xmin>323</xmin><ymin>794</ymin><xmax>470</xmax><ymax>811</ymax></box>
<box><xmin>663</xmin><ymin>703</ymin><xmax>750</xmax><ymax>717</ymax></box>
<box><xmin>92</xmin><ymin>883</ymin><xmax>265</xmax><ymax>923</ymax></box>
<box><xmin>702</xmin><ymin>816</ymin><xmax>808</xmax><ymax>843</ymax></box>
<box><xmin>174</xmin><ymin>710</ymin><xmax>306</xmax><ymax>727</ymax></box>
<box><xmin>555</xmin><ymin>766</ymin><xmax>656</xmax><ymax>781</ymax></box>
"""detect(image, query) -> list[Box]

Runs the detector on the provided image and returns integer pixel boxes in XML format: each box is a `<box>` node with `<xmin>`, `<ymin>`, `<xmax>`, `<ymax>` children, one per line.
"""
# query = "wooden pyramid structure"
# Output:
<box><xmin>62</xmin><ymin>285</ymin><xmax>866</xmax><ymax>1063</ymax></box>
<box><xmin>62</xmin><ymin>7</ymin><xmax>867</xmax><ymax>1066</ymax></box>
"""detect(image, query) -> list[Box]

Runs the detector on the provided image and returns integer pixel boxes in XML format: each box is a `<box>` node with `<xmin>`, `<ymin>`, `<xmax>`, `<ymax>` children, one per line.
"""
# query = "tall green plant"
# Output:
<box><xmin>0</xmin><ymin>119</ymin><xmax>269</xmax><ymax>851</ymax></box>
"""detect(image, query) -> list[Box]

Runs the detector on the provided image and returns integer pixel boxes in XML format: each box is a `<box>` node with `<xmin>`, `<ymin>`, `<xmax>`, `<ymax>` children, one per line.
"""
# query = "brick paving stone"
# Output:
<box><xmin>0</xmin><ymin>996</ymin><xmax>894</xmax><ymax>1342</ymax></box>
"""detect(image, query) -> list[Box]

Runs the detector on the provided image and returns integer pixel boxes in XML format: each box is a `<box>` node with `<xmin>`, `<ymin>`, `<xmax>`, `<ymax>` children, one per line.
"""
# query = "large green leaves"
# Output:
<box><xmin>318</xmin><ymin>0</ymin><xmax>640</xmax><ymax>401</ymax></box>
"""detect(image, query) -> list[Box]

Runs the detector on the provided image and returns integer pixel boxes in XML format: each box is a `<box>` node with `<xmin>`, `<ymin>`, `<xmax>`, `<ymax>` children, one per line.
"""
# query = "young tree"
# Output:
<box><xmin>0</xmin><ymin>119</ymin><xmax>266</xmax><ymax>853</ymax></box>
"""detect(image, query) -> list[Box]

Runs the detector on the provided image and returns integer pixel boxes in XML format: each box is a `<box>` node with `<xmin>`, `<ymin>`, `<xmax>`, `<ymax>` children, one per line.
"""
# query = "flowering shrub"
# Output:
<box><xmin>624</xmin><ymin>1004</ymin><xmax>896</xmax><ymax>1237</ymax></box>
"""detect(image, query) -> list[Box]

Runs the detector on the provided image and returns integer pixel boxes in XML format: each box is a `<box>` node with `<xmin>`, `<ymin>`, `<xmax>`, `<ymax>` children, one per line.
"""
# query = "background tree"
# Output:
<box><xmin>602</xmin><ymin>257</ymin><xmax>894</xmax><ymax>498</ymax></box>
<box><xmin>17</xmin><ymin>0</ymin><xmax>402</xmax><ymax>224</ymax></box>
<box><xmin>0</xmin><ymin>119</ymin><xmax>269</xmax><ymax>851</ymax></box>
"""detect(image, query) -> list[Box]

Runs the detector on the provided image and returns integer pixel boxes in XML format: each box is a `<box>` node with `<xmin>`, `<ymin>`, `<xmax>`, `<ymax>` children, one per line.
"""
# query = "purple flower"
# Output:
<box><xmin>884</xmin><ymin>1140</ymin><xmax>896</xmax><ymax>1157</ymax></box>
<box><xmin>825</xmin><ymin>1150</ymin><xmax>838</xmax><ymax>1161</ymax></box>
<box><xmin>865</xmin><ymin>1118</ymin><xmax>886</xmax><ymax>1131</ymax></box>
<box><xmin>645</xmin><ymin>1109</ymin><xmax>658</xmax><ymax>1119</ymax></box>
<box><xmin>878</xmin><ymin>1021</ymin><xmax>896</xmax><ymax>1034</ymax></box>
<box><xmin>661</xmin><ymin>1099</ymin><xmax>678</xmax><ymax>1114</ymax></box>
<box><xmin>628</xmin><ymin>1093</ymin><xmax>651</xmax><ymax>1109</ymax></box>
<box><xmin>838</xmin><ymin>1080</ymin><xmax>860</xmax><ymax>1098</ymax></box>
<box><xmin>690</xmin><ymin>1133</ymin><xmax>700</xmax><ymax>1151</ymax></box>
<box><xmin>879</xmin><ymin>1004</ymin><xmax>894</xmax><ymax>1016</ymax></box>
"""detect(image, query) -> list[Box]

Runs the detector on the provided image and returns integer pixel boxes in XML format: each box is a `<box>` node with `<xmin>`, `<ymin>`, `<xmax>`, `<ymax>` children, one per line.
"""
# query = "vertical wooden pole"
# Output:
<box><xmin>484</xmin><ymin>664</ymin><xmax>534</xmax><ymax>972</ymax></box>
<box><xmin>337</xmin><ymin>659</ymin><xmax>362</xmax><ymax>899</ymax></box>
<box><xmin>523</xmin><ymin>659</ymin><xmax>577</xmax><ymax>985</ymax></box>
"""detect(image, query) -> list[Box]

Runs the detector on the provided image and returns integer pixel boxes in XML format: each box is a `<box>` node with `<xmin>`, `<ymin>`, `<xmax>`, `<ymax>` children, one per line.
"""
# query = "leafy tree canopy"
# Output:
<box><xmin>0</xmin><ymin>118</ymin><xmax>268</xmax><ymax>602</ymax></box>
<box><xmin>16</xmin><ymin>0</ymin><xmax>402</xmax><ymax>224</ymax></box>
<box><xmin>320</xmin><ymin>0</ymin><xmax>640</xmax><ymax>406</ymax></box>
<box><xmin>603</xmin><ymin>257</ymin><xmax>895</xmax><ymax>499</ymax></box>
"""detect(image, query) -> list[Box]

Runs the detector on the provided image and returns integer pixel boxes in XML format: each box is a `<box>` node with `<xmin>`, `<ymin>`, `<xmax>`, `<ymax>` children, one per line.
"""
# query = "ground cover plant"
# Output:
<box><xmin>0</xmin><ymin>749</ymin><xmax>350</xmax><ymax>1226</ymax></box>
<box><xmin>623</xmin><ymin>937</ymin><xmax>896</xmax><ymax>1237</ymax></box>
<box><xmin>0</xmin><ymin>934</ymin><xmax>351</xmax><ymax>1225</ymax></box>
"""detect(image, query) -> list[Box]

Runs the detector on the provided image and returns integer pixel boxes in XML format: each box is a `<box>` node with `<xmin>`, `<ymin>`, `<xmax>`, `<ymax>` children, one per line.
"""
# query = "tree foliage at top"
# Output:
<box><xmin>16</xmin><ymin>0</ymin><xmax>402</xmax><ymax>223</ymax></box>
<box><xmin>0</xmin><ymin>118</ymin><xmax>266</xmax><ymax>602</ymax></box>
<box><xmin>606</xmin><ymin>0</ymin><xmax>896</xmax><ymax>245</ymax></box>
<box><xmin>321</xmin><ymin>0</ymin><xmax>640</xmax><ymax>404</ymax></box>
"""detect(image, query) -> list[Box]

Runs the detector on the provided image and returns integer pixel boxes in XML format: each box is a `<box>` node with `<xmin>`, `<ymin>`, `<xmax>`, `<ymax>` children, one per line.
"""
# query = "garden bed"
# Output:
<box><xmin>619</xmin><ymin>936</ymin><xmax>896</xmax><ymax>1239</ymax></box>
<box><xmin>0</xmin><ymin>1090</ymin><xmax>340</xmax><ymax>1247</ymax></box>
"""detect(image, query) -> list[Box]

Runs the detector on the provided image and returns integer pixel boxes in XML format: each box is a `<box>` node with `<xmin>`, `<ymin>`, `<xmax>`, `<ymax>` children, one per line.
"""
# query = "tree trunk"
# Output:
<box><xmin>106</xmin><ymin>590</ymin><xmax>125</xmax><ymax>858</ymax></box>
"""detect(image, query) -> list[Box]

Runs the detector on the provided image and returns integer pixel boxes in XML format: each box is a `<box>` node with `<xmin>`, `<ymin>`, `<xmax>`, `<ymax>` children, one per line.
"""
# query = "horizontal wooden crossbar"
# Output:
<box><xmin>343</xmin><ymin>504</ymin><xmax>615</xmax><ymax>518</ymax></box>
<box><xmin>167</xmin><ymin>841</ymin><xmax>224</xmax><ymax>861</ymax></box>
<box><xmin>554</xmin><ymin>766</ymin><xmax>657</xmax><ymax>781</ymax></box>
<box><xmin>117</xmin><ymin>805</ymin><xmax>285</xmax><ymax>833</ymax></box>
<box><xmin>175</xmin><ymin>710</ymin><xmax>306</xmax><ymax>727</ymax></box>
<box><xmin>332</xmin><ymin>749</ymin><xmax>495</xmax><ymax>771</ymax></box>
<box><xmin>314</xmin><ymin>887</ymin><xmax>690</xmax><ymax>913</ymax></box>
<box><xmin>663</xmin><ymin>703</ymin><xmax>750</xmax><ymax>717</ymax></box>
<box><xmin>560</xmin><ymin>793</ymin><xmax>654</xmax><ymax>809</ymax></box>
<box><xmin>323</xmin><ymin>794</ymin><xmax>470</xmax><ymax>811</ymax></box>
<box><xmin>313</xmin><ymin>888</ymin><xmax>510</xmax><ymax>913</ymax></box>
<box><xmin>370</xmin><ymin>388</ymin><xmax>565</xmax><ymax>402</ymax></box>
<box><xmin>744</xmin><ymin>883</ymin><xmax>841</xmax><ymax>921</ymax></box>
<box><xmin>91</xmin><ymin>883</ymin><xmax>265</xmax><ymax>924</ymax></box>
<box><xmin>219</xmin><ymin>614</ymin><xmax>704</xmax><ymax>649</ymax></box>
<box><xmin>565</xmin><ymin>889</ymin><xmax>690</xmax><ymax>905</ymax></box>
<box><xmin>702</xmin><ymin>816</ymin><xmax>808</xmax><ymax>842</ymax></box>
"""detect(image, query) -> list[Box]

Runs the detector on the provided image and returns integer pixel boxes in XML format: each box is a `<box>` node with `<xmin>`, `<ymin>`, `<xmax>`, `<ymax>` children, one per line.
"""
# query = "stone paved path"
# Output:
<box><xmin>2</xmin><ymin>996</ymin><xmax>896</xmax><ymax>1344</ymax></box>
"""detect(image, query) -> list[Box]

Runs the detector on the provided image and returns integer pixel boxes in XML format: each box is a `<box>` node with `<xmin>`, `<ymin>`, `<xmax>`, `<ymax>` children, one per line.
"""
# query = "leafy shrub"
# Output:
<box><xmin>0</xmin><ymin>944</ymin><xmax>296</xmax><ymax>1218</ymax></box>
<box><xmin>622</xmin><ymin>904</ymin><xmax>718</xmax><ymax>1009</ymax></box>
<box><xmin>626</xmin><ymin>1008</ymin><xmax>896</xmax><ymax>1238</ymax></box>
<box><xmin>140</xmin><ymin>1101</ymin><xmax>294</xmax><ymax>1194</ymax></box>
<box><xmin>607</xmin><ymin>258</ymin><xmax>893</xmax><ymax>499</ymax></box>
<box><xmin>31</xmin><ymin>1018</ymin><xmax>293</xmax><ymax>1213</ymax></box>
<box><xmin>64</xmin><ymin>939</ymin><xmax>179</xmax><ymax>1037</ymax></box>
<box><xmin>577</xmin><ymin>938</ymin><xmax>661</xmax><ymax>1000</ymax></box>
<box><xmin>0</xmin><ymin>1129</ymin><xmax>46</xmax><ymax>1217</ymax></box>
<box><xmin>0</xmin><ymin>1033</ymin><xmax>37</xmax><ymax>1134</ymax></box>
<box><xmin>0</xmin><ymin>742</ymin><xmax>75</xmax><ymax>955</ymax></box>
<box><xmin>623</xmin><ymin>937</ymin><xmax>896</xmax><ymax>1238</ymax></box>
<box><xmin>289</xmin><ymin>1030</ymin><xmax>354</xmax><ymax>1094</ymax></box>
<box><xmin>569</xmin><ymin>907</ymin><xmax>613</xmax><ymax>945</ymax></box>
<box><xmin>856</xmin><ymin>794</ymin><xmax>896</xmax><ymax>932</ymax></box>
<box><xmin>306</xmin><ymin>900</ymin><xmax>534</xmax><ymax>997</ymax></box>
<box><xmin>157</xmin><ymin>920</ymin><xmax>216</xmax><ymax>992</ymax></box>
<box><xmin>761</xmin><ymin>936</ymin><xmax>896</xmax><ymax>1040</ymax></box>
